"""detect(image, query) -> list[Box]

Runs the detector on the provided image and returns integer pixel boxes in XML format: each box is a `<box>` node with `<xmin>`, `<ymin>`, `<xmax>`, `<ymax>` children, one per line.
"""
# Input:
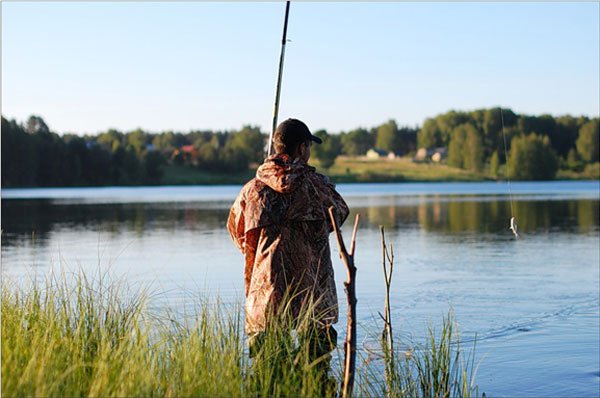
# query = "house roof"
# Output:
<box><xmin>181</xmin><ymin>145</ymin><xmax>195</xmax><ymax>153</ymax></box>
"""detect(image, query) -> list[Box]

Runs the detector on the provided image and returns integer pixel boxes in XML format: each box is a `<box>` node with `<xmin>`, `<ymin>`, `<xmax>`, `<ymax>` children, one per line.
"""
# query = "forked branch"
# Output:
<box><xmin>380</xmin><ymin>226</ymin><xmax>397</xmax><ymax>395</ymax></box>
<box><xmin>328</xmin><ymin>207</ymin><xmax>359</xmax><ymax>398</ymax></box>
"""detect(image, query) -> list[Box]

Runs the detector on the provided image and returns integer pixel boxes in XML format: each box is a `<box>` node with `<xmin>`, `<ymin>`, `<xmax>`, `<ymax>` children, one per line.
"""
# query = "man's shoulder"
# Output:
<box><xmin>309</xmin><ymin>171</ymin><xmax>335</xmax><ymax>189</ymax></box>
<box><xmin>238</xmin><ymin>177</ymin><xmax>273</xmax><ymax>200</ymax></box>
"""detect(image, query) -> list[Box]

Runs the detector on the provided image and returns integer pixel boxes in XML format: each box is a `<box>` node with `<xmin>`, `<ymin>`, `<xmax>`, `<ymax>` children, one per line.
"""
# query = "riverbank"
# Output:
<box><xmin>1</xmin><ymin>272</ymin><xmax>480</xmax><ymax>398</ymax></box>
<box><xmin>159</xmin><ymin>157</ymin><xmax>599</xmax><ymax>185</ymax></box>
<box><xmin>322</xmin><ymin>156</ymin><xmax>487</xmax><ymax>183</ymax></box>
<box><xmin>2</xmin><ymin>158</ymin><xmax>597</xmax><ymax>189</ymax></box>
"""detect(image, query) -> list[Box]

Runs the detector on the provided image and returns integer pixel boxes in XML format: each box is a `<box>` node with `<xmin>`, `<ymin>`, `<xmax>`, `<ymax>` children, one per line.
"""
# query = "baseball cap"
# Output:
<box><xmin>275</xmin><ymin>118</ymin><xmax>322</xmax><ymax>146</ymax></box>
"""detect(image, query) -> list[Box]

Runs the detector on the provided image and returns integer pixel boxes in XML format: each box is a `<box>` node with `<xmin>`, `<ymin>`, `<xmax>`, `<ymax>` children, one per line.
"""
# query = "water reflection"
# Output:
<box><xmin>2</xmin><ymin>196</ymin><xmax>598</xmax><ymax>250</ymax></box>
<box><xmin>349</xmin><ymin>197</ymin><xmax>599</xmax><ymax>235</ymax></box>
<box><xmin>1</xmin><ymin>200</ymin><xmax>229</xmax><ymax>247</ymax></box>
<box><xmin>2</xmin><ymin>187</ymin><xmax>598</xmax><ymax>398</ymax></box>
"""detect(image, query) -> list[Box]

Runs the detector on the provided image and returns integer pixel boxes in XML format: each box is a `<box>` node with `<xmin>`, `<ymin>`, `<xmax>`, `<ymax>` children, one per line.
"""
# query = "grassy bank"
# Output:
<box><xmin>556</xmin><ymin>162</ymin><xmax>600</xmax><ymax>180</ymax></box>
<box><xmin>320</xmin><ymin>157</ymin><xmax>488</xmax><ymax>183</ymax></box>
<box><xmin>160</xmin><ymin>158</ymin><xmax>487</xmax><ymax>185</ymax></box>
<box><xmin>2</xmin><ymin>272</ymin><xmax>481</xmax><ymax>397</ymax></box>
<box><xmin>162</xmin><ymin>157</ymin><xmax>599</xmax><ymax>185</ymax></box>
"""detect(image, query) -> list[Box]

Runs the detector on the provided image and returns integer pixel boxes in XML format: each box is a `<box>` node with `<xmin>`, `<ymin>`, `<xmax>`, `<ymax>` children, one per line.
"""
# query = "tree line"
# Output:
<box><xmin>1</xmin><ymin>116</ymin><xmax>266</xmax><ymax>187</ymax></box>
<box><xmin>419</xmin><ymin>108</ymin><xmax>599</xmax><ymax>180</ymax></box>
<box><xmin>1</xmin><ymin>115</ymin><xmax>418</xmax><ymax>187</ymax></box>
<box><xmin>1</xmin><ymin>108</ymin><xmax>598</xmax><ymax>187</ymax></box>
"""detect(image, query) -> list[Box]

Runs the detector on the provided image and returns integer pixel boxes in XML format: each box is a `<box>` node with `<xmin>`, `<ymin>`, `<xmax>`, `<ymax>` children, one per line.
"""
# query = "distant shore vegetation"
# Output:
<box><xmin>2</xmin><ymin>108</ymin><xmax>598</xmax><ymax>187</ymax></box>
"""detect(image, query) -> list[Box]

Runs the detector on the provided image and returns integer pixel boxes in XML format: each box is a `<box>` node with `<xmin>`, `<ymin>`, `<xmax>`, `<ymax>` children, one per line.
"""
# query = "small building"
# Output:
<box><xmin>414</xmin><ymin>148</ymin><xmax>429</xmax><ymax>162</ymax></box>
<box><xmin>431</xmin><ymin>148</ymin><xmax>447</xmax><ymax>163</ymax></box>
<box><xmin>172</xmin><ymin>144</ymin><xmax>199</xmax><ymax>166</ymax></box>
<box><xmin>366</xmin><ymin>148</ymin><xmax>388</xmax><ymax>159</ymax></box>
<box><xmin>414</xmin><ymin>147</ymin><xmax>448</xmax><ymax>163</ymax></box>
<box><xmin>181</xmin><ymin>144</ymin><xmax>196</xmax><ymax>154</ymax></box>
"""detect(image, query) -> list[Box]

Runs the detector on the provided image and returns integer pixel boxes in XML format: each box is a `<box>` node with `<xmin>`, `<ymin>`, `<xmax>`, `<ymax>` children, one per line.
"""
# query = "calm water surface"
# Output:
<box><xmin>2</xmin><ymin>181</ymin><xmax>599</xmax><ymax>397</ymax></box>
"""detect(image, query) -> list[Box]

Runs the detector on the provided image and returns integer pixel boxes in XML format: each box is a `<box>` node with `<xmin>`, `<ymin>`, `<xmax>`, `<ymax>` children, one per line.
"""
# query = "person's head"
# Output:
<box><xmin>273</xmin><ymin>118</ymin><xmax>322</xmax><ymax>162</ymax></box>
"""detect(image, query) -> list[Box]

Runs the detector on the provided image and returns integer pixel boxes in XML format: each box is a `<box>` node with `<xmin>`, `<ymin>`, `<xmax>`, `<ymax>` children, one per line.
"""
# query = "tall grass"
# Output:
<box><xmin>2</xmin><ymin>271</ymin><xmax>481</xmax><ymax>397</ymax></box>
<box><xmin>379</xmin><ymin>314</ymin><xmax>480</xmax><ymax>398</ymax></box>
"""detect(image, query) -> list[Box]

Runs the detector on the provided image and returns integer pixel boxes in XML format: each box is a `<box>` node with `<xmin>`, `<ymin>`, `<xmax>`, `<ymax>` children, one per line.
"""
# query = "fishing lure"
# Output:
<box><xmin>509</xmin><ymin>216</ymin><xmax>519</xmax><ymax>238</ymax></box>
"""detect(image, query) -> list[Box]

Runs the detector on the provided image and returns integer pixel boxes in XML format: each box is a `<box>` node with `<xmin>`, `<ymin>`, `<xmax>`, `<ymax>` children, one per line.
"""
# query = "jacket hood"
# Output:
<box><xmin>256</xmin><ymin>154</ymin><xmax>313</xmax><ymax>194</ymax></box>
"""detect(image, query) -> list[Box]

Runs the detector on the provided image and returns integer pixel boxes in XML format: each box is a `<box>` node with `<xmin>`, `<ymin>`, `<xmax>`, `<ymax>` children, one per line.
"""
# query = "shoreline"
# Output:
<box><xmin>2</xmin><ymin>177</ymin><xmax>599</xmax><ymax>192</ymax></box>
<box><xmin>2</xmin><ymin>158</ymin><xmax>599</xmax><ymax>189</ymax></box>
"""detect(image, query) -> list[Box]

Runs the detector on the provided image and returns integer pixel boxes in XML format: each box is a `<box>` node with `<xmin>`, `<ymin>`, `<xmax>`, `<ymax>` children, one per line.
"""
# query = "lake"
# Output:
<box><xmin>2</xmin><ymin>181</ymin><xmax>599</xmax><ymax>397</ymax></box>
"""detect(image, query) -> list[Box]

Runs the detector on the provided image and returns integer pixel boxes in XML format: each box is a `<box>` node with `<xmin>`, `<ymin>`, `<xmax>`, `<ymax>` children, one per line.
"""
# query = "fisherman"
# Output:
<box><xmin>227</xmin><ymin>118</ymin><xmax>349</xmax><ymax>360</ymax></box>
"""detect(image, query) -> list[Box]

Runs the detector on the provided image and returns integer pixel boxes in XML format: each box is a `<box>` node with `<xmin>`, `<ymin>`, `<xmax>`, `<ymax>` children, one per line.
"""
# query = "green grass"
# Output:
<box><xmin>2</xmin><ymin>271</ymin><xmax>481</xmax><ymax>397</ymax></box>
<box><xmin>161</xmin><ymin>157</ymin><xmax>489</xmax><ymax>186</ymax></box>
<box><xmin>318</xmin><ymin>156</ymin><xmax>488</xmax><ymax>183</ymax></box>
<box><xmin>161</xmin><ymin>157</ymin><xmax>599</xmax><ymax>185</ymax></box>
<box><xmin>556</xmin><ymin>162</ymin><xmax>600</xmax><ymax>180</ymax></box>
<box><xmin>394</xmin><ymin>314</ymin><xmax>480</xmax><ymax>398</ymax></box>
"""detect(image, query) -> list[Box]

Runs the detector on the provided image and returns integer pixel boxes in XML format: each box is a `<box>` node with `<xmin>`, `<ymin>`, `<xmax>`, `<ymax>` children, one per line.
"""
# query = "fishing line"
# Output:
<box><xmin>500</xmin><ymin>107</ymin><xmax>519</xmax><ymax>238</ymax></box>
<box><xmin>267</xmin><ymin>1</ymin><xmax>291</xmax><ymax>158</ymax></box>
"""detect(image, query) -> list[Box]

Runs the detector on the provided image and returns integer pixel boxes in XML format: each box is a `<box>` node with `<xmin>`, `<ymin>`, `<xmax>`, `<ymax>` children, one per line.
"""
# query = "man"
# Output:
<box><xmin>227</xmin><ymin>118</ymin><xmax>349</xmax><ymax>358</ymax></box>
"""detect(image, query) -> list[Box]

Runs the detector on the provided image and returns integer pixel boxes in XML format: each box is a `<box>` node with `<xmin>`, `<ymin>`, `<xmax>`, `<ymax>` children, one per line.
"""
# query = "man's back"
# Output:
<box><xmin>228</xmin><ymin>153</ymin><xmax>349</xmax><ymax>335</ymax></box>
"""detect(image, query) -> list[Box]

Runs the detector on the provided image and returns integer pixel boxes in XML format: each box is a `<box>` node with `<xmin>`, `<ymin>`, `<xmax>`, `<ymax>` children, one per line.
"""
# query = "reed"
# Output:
<box><xmin>2</xmin><ymin>270</ymin><xmax>481</xmax><ymax>397</ymax></box>
<box><xmin>374</xmin><ymin>312</ymin><xmax>481</xmax><ymax>398</ymax></box>
<box><xmin>377</xmin><ymin>226</ymin><xmax>481</xmax><ymax>398</ymax></box>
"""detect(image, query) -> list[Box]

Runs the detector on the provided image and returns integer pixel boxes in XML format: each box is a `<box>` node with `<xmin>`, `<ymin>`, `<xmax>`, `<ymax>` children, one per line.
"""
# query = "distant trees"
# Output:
<box><xmin>576</xmin><ymin>120</ymin><xmax>599</xmax><ymax>163</ymax></box>
<box><xmin>2</xmin><ymin>117</ymin><xmax>37</xmax><ymax>186</ymax></box>
<box><xmin>417</xmin><ymin>108</ymin><xmax>597</xmax><ymax>180</ymax></box>
<box><xmin>25</xmin><ymin>115</ymin><xmax>50</xmax><ymax>135</ymax></box>
<box><xmin>395</xmin><ymin>126</ymin><xmax>418</xmax><ymax>155</ymax></box>
<box><xmin>2</xmin><ymin>116</ymin><xmax>168</xmax><ymax>187</ymax></box>
<box><xmin>417</xmin><ymin>118</ymin><xmax>440</xmax><ymax>149</ymax></box>
<box><xmin>375</xmin><ymin>120</ymin><xmax>399</xmax><ymax>153</ymax></box>
<box><xmin>565</xmin><ymin>149</ymin><xmax>582</xmax><ymax>172</ymax></box>
<box><xmin>418</xmin><ymin>111</ymin><xmax>470</xmax><ymax>149</ymax></box>
<box><xmin>312</xmin><ymin>130</ymin><xmax>341</xmax><ymax>169</ymax></box>
<box><xmin>489</xmin><ymin>151</ymin><xmax>500</xmax><ymax>177</ymax></box>
<box><xmin>373</xmin><ymin>119</ymin><xmax>417</xmax><ymax>155</ymax></box>
<box><xmin>508</xmin><ymin>134</ymin><xmax>559</xmax><ymax>180</ymax></box>
<box><xmin>226</xmin><ymin>125</ymin><xmax>265</xmax><ymax>166</ymax></box>
<box><xmin>2</xmin><ymin>116</ymin><xmax>74</xmax><ymax>186</ymax></box>
<box><xmin>189</xmin><ymin>125</ymin><xmax>265</xmax><ymax>172</ymax></box>
<box><xmin>1</xmin><ymin>115</ymin><xmax>276</xmax><ymax>187</ymax></box>
<box><xmin>419</xmin><ymin>108</ymin><xmax>517</xmax><ymax>160</ymax></box>
<box><xmin>341</xmin><ymin>128</ymin><xmax>372</xmax><ymax>156</ymax></box>
<box><xmin>447</xmin><ymin>123</ymin><xmax>483</xmax><ymax>172</ymax></box>
<box><xmin>2</xmin><ymin>108</ymin><xmax>598</xmax><ymax>187</ymax></box>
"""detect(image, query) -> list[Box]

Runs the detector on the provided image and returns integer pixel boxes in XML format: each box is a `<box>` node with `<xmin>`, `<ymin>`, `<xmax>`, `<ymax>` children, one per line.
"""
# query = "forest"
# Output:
<box><xmin>1</xmin><ymin>108</ymin><xmax>598</xmax><ymax>187</ymax></box>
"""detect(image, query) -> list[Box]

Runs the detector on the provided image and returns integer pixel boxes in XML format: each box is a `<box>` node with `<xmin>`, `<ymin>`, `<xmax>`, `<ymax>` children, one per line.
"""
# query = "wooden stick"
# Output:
<box><xmin>380</xmin><ymin>226</ymin><xmax>396</xmax><ymax>395</ymax></box>
<box><xmin>328</xmin><ymin>207</ymin><xmax>359</xmax><ymax>398</ymax></box>
<box><xmin>349</xmin><ymin>214</ymin><xmax>359</xmax><ymax>257</ymax></box>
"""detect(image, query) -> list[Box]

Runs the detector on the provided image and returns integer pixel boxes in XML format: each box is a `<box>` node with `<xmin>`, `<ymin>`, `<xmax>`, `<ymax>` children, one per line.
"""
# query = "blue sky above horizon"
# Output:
<box><xmin>2</xmin><ymin>2</ymin><xmax>599</xmax><ymax>135</ymax></box>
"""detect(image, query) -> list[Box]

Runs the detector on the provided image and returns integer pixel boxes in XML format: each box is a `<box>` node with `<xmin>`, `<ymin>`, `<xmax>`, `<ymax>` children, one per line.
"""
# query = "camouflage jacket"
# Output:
<box><xmin>227</xmin><ymin>154</ymin><xmax>349</xmax><ymax>334</ymax></box>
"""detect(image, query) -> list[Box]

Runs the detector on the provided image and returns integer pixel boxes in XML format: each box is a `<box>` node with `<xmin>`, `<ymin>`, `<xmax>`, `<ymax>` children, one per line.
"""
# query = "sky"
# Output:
<box><xmin>2</xmin><ymin>1</ymin><xmax>599</xmax><ymax>135</ymax></box>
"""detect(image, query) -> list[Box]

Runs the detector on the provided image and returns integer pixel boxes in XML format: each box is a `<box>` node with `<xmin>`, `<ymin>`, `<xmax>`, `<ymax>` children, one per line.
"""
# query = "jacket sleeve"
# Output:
<box><xmin>327</xmin><ymin>184</ymin><xmax>349</xmax><ymax>229</ymax></box>
<box><xmin>227</xmin><ymin>191</ymin><xmax>247</xmax><ymax>253</ymax></box>
<box><xmin>315</xmin><ymin>173</ymin><xmax>349</xmax><ymax>230</ymax></box>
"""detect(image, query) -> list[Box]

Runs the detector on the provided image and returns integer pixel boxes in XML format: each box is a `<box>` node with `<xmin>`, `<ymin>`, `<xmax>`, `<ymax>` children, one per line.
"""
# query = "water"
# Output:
<box><xmin>2</xmin><ymin>181</ymin><xmax>599</xmax><ymax>397</ymax></box>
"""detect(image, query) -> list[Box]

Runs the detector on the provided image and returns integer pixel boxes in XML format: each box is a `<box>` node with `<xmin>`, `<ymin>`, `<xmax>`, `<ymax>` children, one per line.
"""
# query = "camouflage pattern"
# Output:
<box><xmin>227</xmin><ymin>154</ymin><xmax>349</xmax><ymax>334</ymax></box>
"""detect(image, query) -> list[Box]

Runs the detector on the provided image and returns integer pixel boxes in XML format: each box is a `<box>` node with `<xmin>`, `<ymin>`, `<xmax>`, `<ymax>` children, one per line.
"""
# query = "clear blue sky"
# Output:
<box><xmin>2</xmin><ymin>2</ymin><xmax>599</xmax><ymax>135</ymax></box>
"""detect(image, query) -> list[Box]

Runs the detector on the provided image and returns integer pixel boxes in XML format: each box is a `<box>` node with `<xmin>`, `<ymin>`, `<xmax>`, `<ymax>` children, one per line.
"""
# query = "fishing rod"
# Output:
<box><xmin>500</xmin><ymin>107</ymin><xmax>519</xmax><ymax>238</ymax></box>
<box><xmin>267</xmin><ymin>1</ymin><xmax>291</xmax><ymax>157</ymax></box>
